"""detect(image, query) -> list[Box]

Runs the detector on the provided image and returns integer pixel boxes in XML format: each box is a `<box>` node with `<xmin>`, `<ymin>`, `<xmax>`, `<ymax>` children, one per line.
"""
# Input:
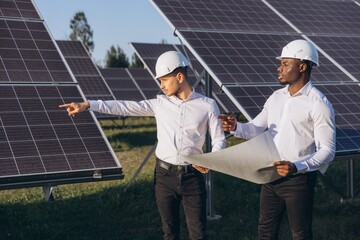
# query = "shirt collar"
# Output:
<box><xmin>283</xmin><ymin>81</ymin><xmax>313</xmax><ymax>97</ymax></box>
<box><xmin>169</xmin><ymin>89</ymin><xmax>198</xmax><ymax>102</ymax></box>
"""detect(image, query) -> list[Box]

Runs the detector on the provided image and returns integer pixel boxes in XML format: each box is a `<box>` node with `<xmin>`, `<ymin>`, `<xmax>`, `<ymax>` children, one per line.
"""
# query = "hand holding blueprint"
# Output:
<box><xmin>183</xmin><ymin>131</ymin><xmax>282</xmax><ymax>184</ymax></box>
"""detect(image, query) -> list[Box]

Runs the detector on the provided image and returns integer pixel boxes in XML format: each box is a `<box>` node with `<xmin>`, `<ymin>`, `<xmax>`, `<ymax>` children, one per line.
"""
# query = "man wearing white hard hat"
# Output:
<box><xmin>220</xmin><ymin>39</ymin><xmax>336</xmax><ymax>239</ymax></box>
<box><xmin>59</xmin><ymin>51</ymin><xmax>226</xmax><ymax>239</ymax></box>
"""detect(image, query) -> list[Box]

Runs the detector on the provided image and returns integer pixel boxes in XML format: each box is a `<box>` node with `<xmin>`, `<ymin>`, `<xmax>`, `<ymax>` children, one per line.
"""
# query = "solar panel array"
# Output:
<box><xmin>150</xmin><ymin>0</ymin><xmax>360</xmax><ymax>155</ymax></box>
<box><xmin>0</xmin><ymin>1</ymin><xmax>123</xmax><ymax>189</ymax></box>
<box><xmin>130</xmin><ymin>42</ymin><xmax>239</xmax><ymax>113</ymax></box>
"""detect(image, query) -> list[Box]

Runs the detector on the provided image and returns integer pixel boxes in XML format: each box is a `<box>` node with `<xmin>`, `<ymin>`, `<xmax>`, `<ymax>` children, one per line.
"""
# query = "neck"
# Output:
<box><xmin>288</xmin><ymin>77</ymin><xmax>309</xmax><ymax>96</ymax></box>
<box><xmin>176</xmin><ymin>83</ymin><xmax>193</xmax><ymax>100</ymax></box>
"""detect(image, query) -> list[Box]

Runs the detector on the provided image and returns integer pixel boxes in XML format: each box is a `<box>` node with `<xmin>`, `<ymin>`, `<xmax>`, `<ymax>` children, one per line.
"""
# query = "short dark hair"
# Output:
<box><xmin>301</xmin><ymin>60</ymin><xmax>313</xmax><ymax>76</ymax></box>
<box><xmin>171</xmin><ymin>66</ymin><xmax>188</xmax><ymax>78</ymax></box>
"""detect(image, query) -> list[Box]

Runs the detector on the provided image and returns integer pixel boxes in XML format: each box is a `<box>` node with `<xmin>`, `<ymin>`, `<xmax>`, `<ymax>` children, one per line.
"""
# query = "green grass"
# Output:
<box><xmin>0</xmin><ymin>117</ymin><xmax>359</xmax><ymax>240</ymax></box>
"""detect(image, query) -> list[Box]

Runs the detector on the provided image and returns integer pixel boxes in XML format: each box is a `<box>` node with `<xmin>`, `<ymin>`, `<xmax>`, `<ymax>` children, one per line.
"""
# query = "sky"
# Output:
<box><xmin>34</xmin><ymin>0</ymin><xmax>179</xmax><ymax>65</ymax></box>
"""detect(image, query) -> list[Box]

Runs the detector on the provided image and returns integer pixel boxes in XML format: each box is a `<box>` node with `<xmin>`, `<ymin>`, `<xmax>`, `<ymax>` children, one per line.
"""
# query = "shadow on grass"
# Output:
<box><xmin>0</xmin><ymin>179</ymin><xmax>162</xmax><ymax>240</ymax></box>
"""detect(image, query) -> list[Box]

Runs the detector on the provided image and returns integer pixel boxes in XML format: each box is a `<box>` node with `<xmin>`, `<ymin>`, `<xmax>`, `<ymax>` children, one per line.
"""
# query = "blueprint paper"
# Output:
<box><xmin>184</xmin><ymin>131</ymin><xmax>282</xmax><ymax>184</ymax></box>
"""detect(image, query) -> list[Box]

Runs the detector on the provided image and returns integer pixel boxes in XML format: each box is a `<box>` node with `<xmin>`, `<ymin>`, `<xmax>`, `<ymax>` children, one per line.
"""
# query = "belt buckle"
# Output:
<box><xmin>178</xmin><ymin>165</ymin><xmax>189</xmax><ymax>173</ymax></box>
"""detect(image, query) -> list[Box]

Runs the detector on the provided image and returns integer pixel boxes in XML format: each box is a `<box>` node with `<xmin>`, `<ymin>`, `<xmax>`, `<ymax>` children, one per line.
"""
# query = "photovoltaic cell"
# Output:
<box><xmin>0</xmin><ymin>85</ymin><xmax>122</xmax><ymax>188</ymax></box>
<box><xmin>100</xmin><ymin>68</ymin><xmax>146</xmax><ymax>101</ymax></box>
<box><xmin>226</xmin><ymin>83</ymin><xmax>360</xmax><ymax>154</ymax></box>
<box><xmin>268</xmin><ymin>0</ymin><xmax>360</xmax><ymax>36</ymax></box>
<box><xmin>0</xmin><ymin>0</ymin><xmax>40</xmax><ymax>20</ymax></box>
<box><xmin>180</xmin><ymin>31</ymin><xmax>355</xmax><ymax>85</ymax></box>
<box><xmin>0</xmin><ymin>19</ymin><xmax>73</xmax><ymax>83</ymax></box>
<box><xmin>127</xmin><ymin>68</ymin><xmax>161</xmax><ymax>99</ymax></box>
<box><xmin>308</xmin><ymin>35</ymin><xmax>360</xmax><ymax>81</ymax></box>
<box><xmin>56</xmin><ymin>40</ymin><xmax>115</xmax><ymax>99</ymax></box>
<box><xmin>151</xmin><ymin>0</ymin><xmax>296</xmax><ymax>33</ymax></box>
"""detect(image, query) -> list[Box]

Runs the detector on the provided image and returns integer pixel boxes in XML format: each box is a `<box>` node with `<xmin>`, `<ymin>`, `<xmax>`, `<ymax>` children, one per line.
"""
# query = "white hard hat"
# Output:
<box><xmin>155</xmin><ymin>51</ymin><xmax>190</xmax><ymax>79</ymax></box>
<box><xmin>276</xmin><ymin>39</ymin><xmax>319</xmax><ymax>67</ymax></box>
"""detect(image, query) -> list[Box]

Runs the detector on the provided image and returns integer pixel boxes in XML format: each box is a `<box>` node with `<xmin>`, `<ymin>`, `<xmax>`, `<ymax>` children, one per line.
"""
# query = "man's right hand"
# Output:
<box><xmin>218</xmin><ymin>115</ymin><xmax>237</xmax><ymax>132</ymax></box>
<box><xmin>59</xmin><ymin>101</ymin><xmax>90</xmax><ymax>117</ymax></box>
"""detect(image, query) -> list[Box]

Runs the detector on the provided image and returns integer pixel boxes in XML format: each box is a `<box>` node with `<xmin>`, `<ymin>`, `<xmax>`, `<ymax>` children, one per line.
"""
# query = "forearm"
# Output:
<box><xmin>89</xmin><ymin>100</ymin><xmax>155</xmax><ymax>116</ymax></box>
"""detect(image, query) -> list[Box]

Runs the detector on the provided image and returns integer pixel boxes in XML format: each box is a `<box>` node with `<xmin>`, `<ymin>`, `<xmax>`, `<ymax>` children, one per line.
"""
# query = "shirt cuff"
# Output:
<box><xmin>293</xmin><ymin>160</ymin><xmax>308</xmax><ymax>174</ymax></box>
<box><xmin>88</xmin><ymin>100</ymin><xmax>99</xmax><ymax>111</ymax></box>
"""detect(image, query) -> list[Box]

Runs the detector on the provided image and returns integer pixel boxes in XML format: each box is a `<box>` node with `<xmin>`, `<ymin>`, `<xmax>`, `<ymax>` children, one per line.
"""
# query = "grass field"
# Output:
<box><xmin>0</xmin><ymin>117</ymin><xmax>359</xmax><ymax>240</ymax></box>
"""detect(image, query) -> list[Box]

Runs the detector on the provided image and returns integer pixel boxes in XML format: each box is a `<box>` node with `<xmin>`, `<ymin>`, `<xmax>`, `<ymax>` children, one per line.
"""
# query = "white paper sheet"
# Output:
<box><xmin>183</xmin><ymin>131</ymin><xmax>282</xmax><ymax>184</ymax></box>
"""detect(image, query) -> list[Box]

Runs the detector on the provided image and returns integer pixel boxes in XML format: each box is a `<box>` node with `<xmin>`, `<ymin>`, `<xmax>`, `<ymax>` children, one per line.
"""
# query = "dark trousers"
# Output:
<box><xmin>258</xmin><ymin>171</ymin><xmax>318</xmax><ymax>240</ymax></box>
<box><xmin>154</xmin><ymin>158</ymin><xmax>207</xmax><ymax>240</ymax></box>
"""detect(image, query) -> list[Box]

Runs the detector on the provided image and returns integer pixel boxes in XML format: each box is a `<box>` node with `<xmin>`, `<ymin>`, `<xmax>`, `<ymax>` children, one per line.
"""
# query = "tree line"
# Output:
<box><xmin>69</xmin><ymin>11</ymin><xmax>144</xmax><ymax>68</ymax></box>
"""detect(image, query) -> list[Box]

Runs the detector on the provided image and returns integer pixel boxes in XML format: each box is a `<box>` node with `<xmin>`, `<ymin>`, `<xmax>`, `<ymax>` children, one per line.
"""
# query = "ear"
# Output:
<box><xmin>176</xmin><ymin>72</ymin><xmax>185</xmax><ymax>83</ymax></box>
<box><xmin>299</xmin><ymin>62</ymin><xmax>307</xmax><ymax>73</ymax></box>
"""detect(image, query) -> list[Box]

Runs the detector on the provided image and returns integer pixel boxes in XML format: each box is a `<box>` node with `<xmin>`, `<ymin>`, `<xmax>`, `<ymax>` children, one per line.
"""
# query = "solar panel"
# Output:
<box><xmin>0</xmin><ymin>2</ymin><xmax>123</xmax><ymax>189</ymax></box>
<box><xmin>268</xmin><ymin>0</ymin><xmax>360</xmax><ymax>36</ymax></box>
<box><xmin>0</xmin><ymin>85</ymin><xmax>122</xmax><ymax>189</ymax></box>
<box><xmin>308</xmin><ymin>35</ymin><xmax>360</xmax><ymax>82</ymax></box>
<box><xmin>127</xmin><ymin>68</ymin><xmax>161</xmax><ymax>99</ymax></box>
<box><xmin>56</xmin><ymin>40</ymin><xmax>115</xmax><ymax>99</ymax></box>
<box><xmin>151</xmin><ymin>0</ymin><xmax>296</xmax><ymax>33</ymax></box>
<box><xmin>100</xmin><ymin>68</ymin><xmax>146</xmax><ymax>101</ymax></box>
<box><xmin>56</xmin><ymin>40</ymin><xmax>118</xmax><ymax>119</ymax></box>
<box><xmin>130</xmin><ymin>42</ymin><xmax>239</xmax><ymax>112</ymax></box>
<box><xmin>0</xmin><ymin>0</ymin><xmax>41</xmax><ymax>20</ymax></box>
<box><xmin>0</xmin><ymin>19</ymin><xmax>73</xmax><ymax>83</ymax></box>
<box><xmin>179</xmin><ymin>31</ymin><xmax>355</xmax><ymax>85</ymax></box>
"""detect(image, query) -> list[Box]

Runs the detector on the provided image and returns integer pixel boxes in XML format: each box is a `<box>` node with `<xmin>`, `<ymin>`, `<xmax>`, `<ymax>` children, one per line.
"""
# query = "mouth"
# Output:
<box><xmin>278</xmin><ymin>75</ymin><xmax>283</xmax><ymax>80</ymax></box>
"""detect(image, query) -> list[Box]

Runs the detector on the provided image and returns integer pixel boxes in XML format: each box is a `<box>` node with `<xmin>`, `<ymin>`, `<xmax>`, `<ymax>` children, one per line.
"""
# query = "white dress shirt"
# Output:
<box><xmin>232</xmin><ymin>81</ymin><xmax>336</xmax><ymax>173</ymax></box>
<box><xmin>89</xmin><ymin>91</ymin><xmax>226</xmax><ymax>165</ymax></box>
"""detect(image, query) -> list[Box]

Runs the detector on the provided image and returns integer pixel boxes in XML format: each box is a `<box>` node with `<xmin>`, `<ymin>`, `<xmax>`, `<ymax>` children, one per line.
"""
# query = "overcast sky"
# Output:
<box><xmin>34</xmin><ymin>0</ymin><xmax>179</xmax><ymax>65</ymax></box>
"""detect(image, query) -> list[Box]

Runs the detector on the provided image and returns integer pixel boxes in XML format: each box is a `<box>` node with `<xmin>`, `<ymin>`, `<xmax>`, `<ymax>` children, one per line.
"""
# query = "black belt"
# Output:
<box><xmin>156</xmin><ymin>158</ymin><xmax>193</xmax><ymax>173</ymax></box>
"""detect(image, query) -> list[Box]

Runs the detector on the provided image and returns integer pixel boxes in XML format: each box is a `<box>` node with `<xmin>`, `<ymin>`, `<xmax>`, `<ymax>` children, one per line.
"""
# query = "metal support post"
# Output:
<box><xmin>347</xmin><ymin>159</ymin><xmax>354</xmax><ymax>199</ymax></box>
<box><xmin>205</xmin><ymin>72</ymin><xmax>221</xmax><ymax>220</ymax></box>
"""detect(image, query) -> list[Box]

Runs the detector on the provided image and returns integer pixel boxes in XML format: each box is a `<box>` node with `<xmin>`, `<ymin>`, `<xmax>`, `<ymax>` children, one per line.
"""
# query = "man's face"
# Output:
<box><xmin>277</xmin><ymin>58</ymin><xmax>303</xmax><ymax>85</ymax></box>
<box><xmin>158</xmin><ymin>73</ymin><xmax>181</xmax><ymax>96</ymax></box>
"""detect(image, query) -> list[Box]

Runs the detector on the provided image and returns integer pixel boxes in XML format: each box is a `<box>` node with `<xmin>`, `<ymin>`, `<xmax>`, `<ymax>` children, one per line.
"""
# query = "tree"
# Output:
<box><xmin>105</xmin><ymin>45</ymin><xmax>129</xmax><ymax>68</ymax></box>
<box><xmin>70</xmin><ymin>11</ymin><xmax>94</xmax><ymax>55</ymax></box>
<box><xmin>130</xmin><ymin>53</ymin><xmax>144</xmax><ymax>68</ymax></box>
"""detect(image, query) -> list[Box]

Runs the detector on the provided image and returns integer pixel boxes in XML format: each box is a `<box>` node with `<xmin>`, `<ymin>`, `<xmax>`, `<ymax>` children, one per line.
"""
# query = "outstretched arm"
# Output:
<box><xmin>59</xmin><ymin>101</ymin><xmax>90</xmax><ymax>117</ymax></box>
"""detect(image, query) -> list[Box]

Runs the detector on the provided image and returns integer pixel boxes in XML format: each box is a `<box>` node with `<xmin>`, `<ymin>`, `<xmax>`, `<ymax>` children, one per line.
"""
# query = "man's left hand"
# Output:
<box><xmin>192</xmin><ymin>164</ymin><xmax>209</xmax><ymax>174</ymax></box>
<box><xmin>273</xmin><ymin>161</ymin><xmax>298</xmax><ymax>177</ymax></box>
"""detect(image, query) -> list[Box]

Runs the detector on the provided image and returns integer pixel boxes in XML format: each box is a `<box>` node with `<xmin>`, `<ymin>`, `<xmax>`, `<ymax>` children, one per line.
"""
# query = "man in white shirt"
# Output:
<box><xmin>60</xmin><ymin>51</ymin><xmax>226</xmax><ymax>240</ymax></box>
<box><xmin>220</xmin><ymin>40</ymin><xmax>336</xmax><ymax>239</ymax></box>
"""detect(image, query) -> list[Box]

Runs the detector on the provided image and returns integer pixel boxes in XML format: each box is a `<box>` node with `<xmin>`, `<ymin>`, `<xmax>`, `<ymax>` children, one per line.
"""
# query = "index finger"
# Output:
<box><xmin>59</xmin><ymin>103</ymin><xmax>71</xmax><ymax>108</ymax></box>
